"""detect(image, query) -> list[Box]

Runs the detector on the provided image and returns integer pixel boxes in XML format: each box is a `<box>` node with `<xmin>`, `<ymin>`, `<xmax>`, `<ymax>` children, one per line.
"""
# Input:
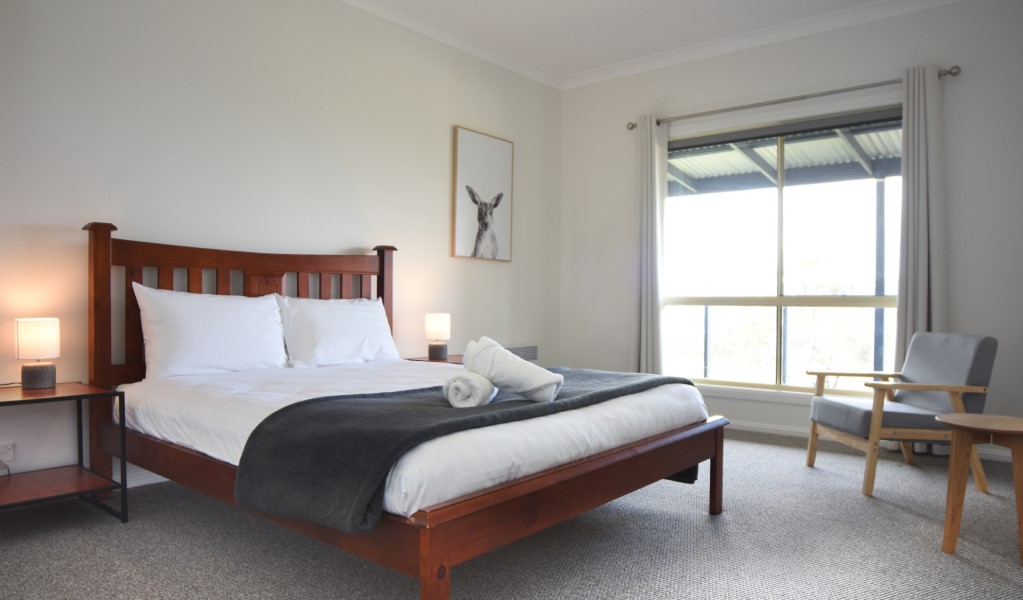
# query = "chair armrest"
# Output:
<box><xmin>806</xmin><ymin>370</ymin><xmax>901</xmax><ymax>379</ymax></box>
<box><xmin>864</xmin><ymin>382</ymin><xmax>988</xmax><ymax>413</ymax></box>
<box><xmin>806</xmin><ymin>370</ymin><xmax>900</xmax><ymax>395</ymax></box>
<box><xmin>864</xmin><ymin>382</ymin><xmax>988</xmax><ymax>393</ymax></box>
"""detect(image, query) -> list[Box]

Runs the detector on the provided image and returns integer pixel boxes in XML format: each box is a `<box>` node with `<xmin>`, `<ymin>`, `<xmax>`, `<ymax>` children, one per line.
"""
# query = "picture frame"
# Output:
<box><xmin>451</xmin><ymin>126</ymin><xmax>513</xmax><ymax>261</ymax></box>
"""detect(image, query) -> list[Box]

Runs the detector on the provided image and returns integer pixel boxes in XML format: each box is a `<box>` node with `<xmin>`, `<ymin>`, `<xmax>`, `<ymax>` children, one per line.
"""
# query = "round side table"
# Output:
<box><xmin>935</xmin><ymin>413</ymin><xmax>1023</xmax><ymax>563</ymax></box>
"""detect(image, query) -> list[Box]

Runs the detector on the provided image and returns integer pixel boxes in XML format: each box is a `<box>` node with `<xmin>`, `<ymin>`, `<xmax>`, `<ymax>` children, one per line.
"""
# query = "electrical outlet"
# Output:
<box><xmin>0</xmin><ymin>442</ymin><xmax>14</xmax><ymax>462</ymax></box>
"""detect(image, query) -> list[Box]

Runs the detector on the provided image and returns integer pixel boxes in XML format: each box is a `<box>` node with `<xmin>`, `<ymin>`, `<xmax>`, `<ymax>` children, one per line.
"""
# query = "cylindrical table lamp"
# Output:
<box><xmin>425</xmin><ymin>313</ymin><xmax>451</xmax><ymax>361</ymax></box>
<box><xmin>15</xmin><ymin>318</ymin><xmax>60</xmax><ymax>389</ymax></box>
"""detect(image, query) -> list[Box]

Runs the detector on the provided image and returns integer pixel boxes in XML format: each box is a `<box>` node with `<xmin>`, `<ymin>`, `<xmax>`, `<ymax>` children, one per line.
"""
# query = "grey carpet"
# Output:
<box><xmin>2</xmin><ymin>430</ymin><xmax>1022</xmax><ymax>599</ymax></box>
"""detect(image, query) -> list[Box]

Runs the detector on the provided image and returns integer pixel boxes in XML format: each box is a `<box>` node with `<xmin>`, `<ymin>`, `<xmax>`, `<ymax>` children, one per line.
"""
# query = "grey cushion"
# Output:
<box><xmin>810</xmin><ymin>395</ymin><xmax>952</xmax><ymax>439</ymax></box>
<box><xmin>896</xmin><ymin>332</ymin><xmax>998</xmax><ymax>413</ymax></box>
<box><xmin>810</xmin><ymin>332</ymin><xmax>998</xmax><ymax>439</ymax></box>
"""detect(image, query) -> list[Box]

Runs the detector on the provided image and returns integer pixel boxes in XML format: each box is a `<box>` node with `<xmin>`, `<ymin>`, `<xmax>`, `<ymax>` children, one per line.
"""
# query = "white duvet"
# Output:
<box><xmin>118</xmin><ymin>360</ymin><xmax>709</xmax><ymax>516</ymax></box>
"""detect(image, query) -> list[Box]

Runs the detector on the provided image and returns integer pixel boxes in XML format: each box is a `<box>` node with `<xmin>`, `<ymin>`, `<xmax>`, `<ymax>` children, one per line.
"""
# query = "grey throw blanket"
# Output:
<box><xmin>235</xmin><ymin>367</ymin><xmax>693</xmax><ymax>533</ymax></box>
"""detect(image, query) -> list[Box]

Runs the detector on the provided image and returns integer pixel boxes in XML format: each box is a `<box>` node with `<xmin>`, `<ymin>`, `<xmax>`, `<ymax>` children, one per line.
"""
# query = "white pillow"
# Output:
<box><xmin>276</xmin><ymin>295</ymin><xmax>400</xmax><ymax>367</ymax></box>
<box><xmin>132</xmin><ymin>283</ymin><xmax>288</xmax><ymax>378</ymax></box>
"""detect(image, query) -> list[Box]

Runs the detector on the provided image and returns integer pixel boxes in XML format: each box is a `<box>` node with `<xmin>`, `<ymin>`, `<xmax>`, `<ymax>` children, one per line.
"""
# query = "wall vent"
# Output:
<box><xmin>504</xmin><ymin>344</ymin><xmax>539</xmax><ymax>362</ymax></box>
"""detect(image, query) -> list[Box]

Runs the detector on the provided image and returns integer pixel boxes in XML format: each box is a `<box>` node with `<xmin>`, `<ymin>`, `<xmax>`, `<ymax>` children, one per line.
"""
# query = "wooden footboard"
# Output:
<box><xmin>99</xmin><ymin>415</ymin><xmax>726</xmax><ymax>599</ymax></box>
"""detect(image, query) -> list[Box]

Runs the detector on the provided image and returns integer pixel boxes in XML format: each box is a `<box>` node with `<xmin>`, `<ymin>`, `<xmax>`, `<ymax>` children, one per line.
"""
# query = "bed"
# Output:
<box><xmin>83</xmin><ymin>222</ymin><xmax>728</xmax><ymax>600</ymax></box>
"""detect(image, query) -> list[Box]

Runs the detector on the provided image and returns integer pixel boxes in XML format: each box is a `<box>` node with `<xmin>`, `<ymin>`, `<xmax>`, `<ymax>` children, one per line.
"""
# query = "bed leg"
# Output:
<box><xmin>709</xmin><ymin>425</ymin><xmax>724</xmax><ymax>515</ymax></box>
<box><xmin>418</xmin><ymin>528</ymin><xmax>451</xmax><ymax>600</ymax></box>
<box><xmin>419</xmin><ymin>571</ymin><xmax>450</xmax><ymax>600</ymax></box>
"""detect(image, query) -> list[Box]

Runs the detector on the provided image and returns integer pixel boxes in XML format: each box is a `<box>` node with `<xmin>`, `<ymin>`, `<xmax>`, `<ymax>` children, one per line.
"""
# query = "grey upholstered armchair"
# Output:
<box><xmin>806</xmin><ymin>332</ymin><xmax>998</xmax><ymax>496</ymax></box>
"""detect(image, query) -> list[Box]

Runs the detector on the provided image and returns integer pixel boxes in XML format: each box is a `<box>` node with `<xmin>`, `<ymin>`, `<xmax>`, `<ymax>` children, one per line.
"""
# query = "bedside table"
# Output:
<box><xmin>0</xmin><ymin>383</ymin><xmax>127</xmax><ymax>522</ymax></box>
<box><xmin>408</xmin><ymin>355</ymin><xmax>464</xmax><ymax>364</ymax></box>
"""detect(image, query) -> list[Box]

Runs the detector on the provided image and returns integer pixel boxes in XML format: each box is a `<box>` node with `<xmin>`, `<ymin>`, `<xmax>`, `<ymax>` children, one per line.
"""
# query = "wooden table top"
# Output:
<box><xmin>0</xmin><ymin>382</ymin><xmax>115</xmax><ymax>405</ymax></box>
<box><xmin>936</xmin><ymin>413</ymin><xmax>1023</xmax><ymax>435</ymax></box>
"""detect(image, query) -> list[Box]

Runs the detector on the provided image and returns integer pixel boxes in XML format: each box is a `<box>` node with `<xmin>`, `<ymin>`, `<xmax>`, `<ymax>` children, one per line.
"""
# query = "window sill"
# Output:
<box><xmin>694</xmin><ymin>383</ymin><xmax>810</xmax><ymax>406</ymax></box>
<box><xmin>695</xmin><ymin>382</ymin><xmax>873</xmax><ymax>407</ymax></box>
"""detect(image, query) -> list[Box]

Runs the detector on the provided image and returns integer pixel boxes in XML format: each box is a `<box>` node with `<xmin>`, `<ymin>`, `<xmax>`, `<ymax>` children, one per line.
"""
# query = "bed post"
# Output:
<box><xmin>374</xmin><ymin>245</ymin><xmax>396</xmax><ymax>331</ymax></box>
<box><xmin>83</xmin><ymin>222</ymin><xmax>117</xmax><ymax>479</ymax></box>
<box><xmin>710</xmin><ymin>422</ymin><xmax>724</xmax><ymax>515</ymax></box>
<box><xmin>418</xmin><ymin>527</ymin><xmax>452</xmax><ymax>600</ymax></box>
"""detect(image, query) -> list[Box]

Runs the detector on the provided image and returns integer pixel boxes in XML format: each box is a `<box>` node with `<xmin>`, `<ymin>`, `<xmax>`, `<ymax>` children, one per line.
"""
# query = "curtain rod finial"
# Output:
<box><xmin>626</xmin><ymin>122</ymin><xmax>637</xmax><ymax>130</ymax></box>
<box><xmin>940</xmin><ymin>65</ymin><xmax>961</xmax><ymax>78</ymax></box>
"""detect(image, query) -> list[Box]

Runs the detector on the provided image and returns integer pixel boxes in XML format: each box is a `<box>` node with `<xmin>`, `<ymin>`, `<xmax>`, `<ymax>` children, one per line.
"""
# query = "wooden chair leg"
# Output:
<box><xmin>900</xmin><ymin>442</ymin><xmax>916</xmax><ymax>465</ymax></box>
<box><xmin>862</xmin><ymin>390</ymin><xmax>886</xmax><ymax>496</ymax></box>
<box><xmin>863</xmin><ymin>438</ymin><xmax>881</xmax><ymax>496</ymax></box>
<box><xmin>970</xmin><ymin>447</ymin><xmax>989</xmax><ymax>494</ymax></box>
<box><xmin>806</xmin><ymin>421</ymin><xmax>820</xmax><ymax>467</ymax></box>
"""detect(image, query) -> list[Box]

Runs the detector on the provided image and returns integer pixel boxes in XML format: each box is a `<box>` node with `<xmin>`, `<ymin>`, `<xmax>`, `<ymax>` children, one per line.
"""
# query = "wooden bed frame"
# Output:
<box><xmin>83</xmin><ymin>222</ymin><xmax>728</xmax><ymax>600</ymax></box>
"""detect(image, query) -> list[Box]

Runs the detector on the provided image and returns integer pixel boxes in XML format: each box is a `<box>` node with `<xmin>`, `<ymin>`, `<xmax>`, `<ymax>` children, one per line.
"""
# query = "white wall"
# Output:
<box><xmin>560</xmin><ymin>0</ymin><xmax>1023</xmax><ymax>434</ymax></box>
<box><xmin>0</xmin><ymin>0</ymin><xmax>562</xmax><ymax>473</ymax></box>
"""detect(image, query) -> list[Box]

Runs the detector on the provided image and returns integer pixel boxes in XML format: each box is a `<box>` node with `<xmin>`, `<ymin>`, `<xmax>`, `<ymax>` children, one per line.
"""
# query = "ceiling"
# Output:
<box><xmin>340</xmin><ymin>0</ymin><xmax>964</xmax><ymax>89</ymax></box>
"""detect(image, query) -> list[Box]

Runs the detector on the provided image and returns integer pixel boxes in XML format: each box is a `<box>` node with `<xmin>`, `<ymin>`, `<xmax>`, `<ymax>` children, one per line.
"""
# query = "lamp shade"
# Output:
<box><xmin>15</xmin><ymin>318</ymin><xmax>60</xmax><ymax>360</ymax></box>
<box><xmin>424</xmin><ymin>313</ymin><xmax>451</xmax><ymax>341</ymax></box>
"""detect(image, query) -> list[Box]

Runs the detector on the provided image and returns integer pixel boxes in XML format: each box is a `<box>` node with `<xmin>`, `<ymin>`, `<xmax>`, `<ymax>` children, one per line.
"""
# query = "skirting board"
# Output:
<box><xmin>726</xmin><ymin>420</ymin><xmax>1013</xmax><ymax>463</ymax></box>
<box><xmin>123</xmin><ymin>461</ymin><xmax>168</xmax><ymax>488</ymax></box>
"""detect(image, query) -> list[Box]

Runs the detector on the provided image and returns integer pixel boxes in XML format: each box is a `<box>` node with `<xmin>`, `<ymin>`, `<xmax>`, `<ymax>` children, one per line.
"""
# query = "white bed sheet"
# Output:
<box><xmin>118</xmin><ymin>360</ymin><xmax>709</xmax><ymax>516</ymax></box>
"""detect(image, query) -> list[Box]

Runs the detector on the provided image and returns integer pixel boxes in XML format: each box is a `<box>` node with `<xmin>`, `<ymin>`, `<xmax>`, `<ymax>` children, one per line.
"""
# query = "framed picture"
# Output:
<box><xmin>451</xmin><ymin>126</ymin><xmax>513</xmax><ymax>261</ymax></box>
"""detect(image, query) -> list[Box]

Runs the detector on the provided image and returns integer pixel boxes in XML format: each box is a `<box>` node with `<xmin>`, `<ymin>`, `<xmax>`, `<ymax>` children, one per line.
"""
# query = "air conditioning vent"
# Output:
<box><xmin>504</xmin><ymin>345</ymin><xmax>539</xmax><ymax>362</ymax></box>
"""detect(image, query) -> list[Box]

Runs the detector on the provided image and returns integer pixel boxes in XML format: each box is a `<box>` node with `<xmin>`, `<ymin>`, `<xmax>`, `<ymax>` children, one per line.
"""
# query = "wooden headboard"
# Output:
<box><xmin>83</xmin><ymin>222</ymin><xmax>395</xmax><ymax>463</ymax></box>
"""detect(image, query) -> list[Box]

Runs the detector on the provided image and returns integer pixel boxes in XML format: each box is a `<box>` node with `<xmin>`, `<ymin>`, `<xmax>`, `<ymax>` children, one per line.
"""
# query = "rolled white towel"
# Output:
<box><xmin>463</xmin><ymin>336</ymin><xmax>564</xmax><ymax>403</ymax></box>
<box><xmin>443</xmin><ymin>371</ymin><xmax>498</xmax><ymax>408</ymax></box>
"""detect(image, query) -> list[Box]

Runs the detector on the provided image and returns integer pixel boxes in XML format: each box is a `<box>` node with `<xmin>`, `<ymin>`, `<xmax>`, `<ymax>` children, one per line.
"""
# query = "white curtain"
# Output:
<box><xmin>897</xmin><ymin>65</ymin><xmax>948</xmax><ymax>366</ymax></box>
<box><xmin>639</xmin><ymin>116</ymin><xmax>667</xmax><ymax>374</ymax></box>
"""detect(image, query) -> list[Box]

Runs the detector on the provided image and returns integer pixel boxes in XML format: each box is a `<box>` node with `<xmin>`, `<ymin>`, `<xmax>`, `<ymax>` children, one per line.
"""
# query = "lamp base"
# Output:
<box><xmin>22</xmin><ymin>362</ymin><xmax>56</xmax><ymax>389</ymax></box>
<box><xmin>428</xmin><ymin>343</ymin><xmax>449</xmax><ymax>361</ymax></box>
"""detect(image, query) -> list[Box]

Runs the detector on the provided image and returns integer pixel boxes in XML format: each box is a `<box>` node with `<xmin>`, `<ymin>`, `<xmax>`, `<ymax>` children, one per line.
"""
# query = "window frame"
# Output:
<box><xmin>662</xmin><ymin>108</ymin><xmax>902</xmax><ymax>392</ymax></box>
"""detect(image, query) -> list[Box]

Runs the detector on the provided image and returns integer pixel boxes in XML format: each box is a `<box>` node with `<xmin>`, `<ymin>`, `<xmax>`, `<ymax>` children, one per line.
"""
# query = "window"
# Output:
<box><xmin>661</xmin><ymin>110</ymin><xmax>902</xmax><ymax>391</ymax></box>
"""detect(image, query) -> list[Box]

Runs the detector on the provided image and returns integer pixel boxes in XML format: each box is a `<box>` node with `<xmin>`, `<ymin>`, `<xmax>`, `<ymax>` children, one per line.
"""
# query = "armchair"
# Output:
<box><xmin>805</xmin><ymin>332</ymin><xmax>998</xmax><ymax>496</ymax></box>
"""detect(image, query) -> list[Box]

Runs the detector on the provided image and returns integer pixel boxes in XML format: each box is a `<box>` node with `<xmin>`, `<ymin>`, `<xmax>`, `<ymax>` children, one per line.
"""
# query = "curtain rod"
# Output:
<box><xmin>626</xmin><ymin>65</ymin><xmax>960</xmax><ymax>130</ymax></box>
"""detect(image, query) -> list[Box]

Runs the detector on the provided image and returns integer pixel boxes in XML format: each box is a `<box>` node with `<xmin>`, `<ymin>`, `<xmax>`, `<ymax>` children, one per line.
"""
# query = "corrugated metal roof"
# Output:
<box><xmin>669</xmin><ymin>127</ymin><xmax>901</xmax><ymax>183</ymax></box>
<box><xmin>676</xmin><ymin>151</ymin><xmax>758</xmax><ymax>179</ymax></box>
<box><xmin>854</xmin><ymin>129</ymin><xmax>902</xmax><ymax>158</ymax></box>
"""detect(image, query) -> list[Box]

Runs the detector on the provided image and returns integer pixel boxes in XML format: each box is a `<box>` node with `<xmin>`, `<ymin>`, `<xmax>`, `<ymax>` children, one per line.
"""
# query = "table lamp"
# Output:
<box><xmin>15</xmin><ymin>318</ymin><xmax>60</xmax><ymax>389</ymax></box>
<box><xmin>424</xmin><ymin>313</ymin><xmax>450</xmax><ymax>361</ymax></box>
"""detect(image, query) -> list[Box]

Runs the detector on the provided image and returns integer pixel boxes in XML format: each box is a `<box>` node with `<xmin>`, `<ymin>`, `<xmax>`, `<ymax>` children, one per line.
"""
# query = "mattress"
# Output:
<box><xmin>118</xmin><ymin>360</ymin><xmax>709</xmax><ymax>516</ymax></box>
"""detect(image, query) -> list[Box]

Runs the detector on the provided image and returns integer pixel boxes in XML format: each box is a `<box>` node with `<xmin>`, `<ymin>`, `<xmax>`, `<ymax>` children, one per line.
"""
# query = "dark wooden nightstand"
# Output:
<box><xmin>0</xmin><ymin>382</ymin><xmax>127</xmax><ymax>522</ymax></box>
<box><xmin>407</xmin><ymin>355</ymin><xmax>464</xmax><ymax>364</ymax></box>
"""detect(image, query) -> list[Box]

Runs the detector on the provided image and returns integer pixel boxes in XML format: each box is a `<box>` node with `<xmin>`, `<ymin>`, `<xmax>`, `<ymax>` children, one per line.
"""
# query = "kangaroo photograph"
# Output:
<box><xmin>452</xmin><ymin>126</ymin><xmax>513</xmax><ymax>261</ymax></box>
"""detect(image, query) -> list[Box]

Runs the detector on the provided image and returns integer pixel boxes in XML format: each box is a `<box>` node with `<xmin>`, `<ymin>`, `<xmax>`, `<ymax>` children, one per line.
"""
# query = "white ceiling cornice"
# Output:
<box><xmin>339</xmin><ymin>0</ymin><xmax>562</xmax><ymax>88</ymax></box>
<box><xmin>339</xmin><ymin>0</ymin><xmax>968</xmax><ymax>91</ymax></box>
<box><xmin>561</xmin><ymin>0</ymin><xmax>967</xmax><ymax>89</ymax></box>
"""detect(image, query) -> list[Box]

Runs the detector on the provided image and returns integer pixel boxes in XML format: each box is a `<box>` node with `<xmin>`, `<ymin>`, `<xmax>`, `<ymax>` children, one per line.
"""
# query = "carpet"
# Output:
<box><xmin>1</xmin><ymin>430</ymin><xmax>1021</xmax><ymax>599</ymax></box>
